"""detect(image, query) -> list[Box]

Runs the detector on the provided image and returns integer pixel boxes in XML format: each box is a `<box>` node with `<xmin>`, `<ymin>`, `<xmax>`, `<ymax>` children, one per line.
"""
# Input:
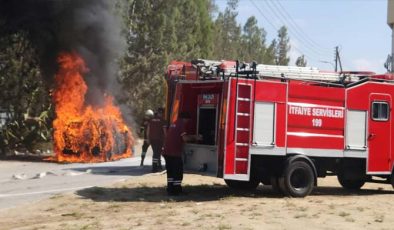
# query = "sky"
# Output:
<box><xmin>216</xmin><ymin>0</ymin><xmax>392</xmax><ymax>73</ymax></box>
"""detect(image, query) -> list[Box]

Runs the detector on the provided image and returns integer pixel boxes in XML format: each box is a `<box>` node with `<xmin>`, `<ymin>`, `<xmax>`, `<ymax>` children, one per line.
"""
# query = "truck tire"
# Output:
<box><xmin>337</xmin><ymin>173</ymin><xmax>365</xmax><ymax>190</ymax></box>
<box><xmin>279</xmin><ymin>161</ymin><xmax>315</xmax><ymax>197</ymax></box>
<box><xmin>224</xmin><ymin>179</ymin><xmax>259</xmax><ymax>190</ymax></box>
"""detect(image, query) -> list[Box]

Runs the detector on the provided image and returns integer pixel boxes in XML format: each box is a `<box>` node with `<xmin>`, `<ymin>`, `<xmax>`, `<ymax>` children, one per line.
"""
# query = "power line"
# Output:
<box><xmin>248</xmin><ymin>0</ymin><xmax>279</xmax><ymax>34</ymax></box>
<box><xmin>248</xmin><ymin>0</ymin><xmax>314</xmax><ymax>61</ymax></box>
<box><xmin>273</xmin><ymin>0</ymin><xmax>332</xmax><ymax>52</ymax></box>
<box><xmin>263</xmin><ymin>0</ymin><xmax>332</xmax><ymax>58</ymax></box>
<box><xmin>249</xmin><ymin>0</ymin><xmax>328</xmax><ymax>62</ymax></box>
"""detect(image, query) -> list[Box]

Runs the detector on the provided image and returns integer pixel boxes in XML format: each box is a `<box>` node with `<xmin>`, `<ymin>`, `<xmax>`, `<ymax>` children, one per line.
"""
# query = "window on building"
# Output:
<box><xmin>372</xmin><ymin>101</ymin><xmax>389</xmax><ymax>121</ymax></box>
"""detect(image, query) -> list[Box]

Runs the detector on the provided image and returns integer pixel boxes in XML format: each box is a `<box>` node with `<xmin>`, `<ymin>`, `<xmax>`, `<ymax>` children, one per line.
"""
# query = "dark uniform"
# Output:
<box><xmin>140</xmin><ymin>118</ymin><xmax>150</xmax><ymax>166</ymax></box>
<box><xmin>162</xmin><ymin>118</ymin><xmax>187</xmax><ymax>195</ymax></box>
<box><xmin>148</xmin><ymin>114</ymin><xmax>166</xmax><ymax>172</ymax></box>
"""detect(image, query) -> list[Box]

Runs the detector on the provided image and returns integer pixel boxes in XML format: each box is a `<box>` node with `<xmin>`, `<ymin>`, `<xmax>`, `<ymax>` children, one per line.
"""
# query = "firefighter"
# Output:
<box><xmin>140</xmin><ymin>109</ymin><xmax>154</xmax><ymax>166</ymax></box>
<box><xmin>146</xmin><ymin>108</ymin><xmax>166</xmax><ymax>172</ymax></box>
<box><xmin>162</xmin><ymin>112</ymin><xmax>201</xmax><ymax>195</ymax></box>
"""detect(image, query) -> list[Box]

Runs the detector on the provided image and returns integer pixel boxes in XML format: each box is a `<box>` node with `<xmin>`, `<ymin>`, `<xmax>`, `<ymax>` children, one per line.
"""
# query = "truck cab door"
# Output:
<box><xmin>367</xmin><ymin>94</ymin><xmax>391</xmax><ymax>174</ymax></box>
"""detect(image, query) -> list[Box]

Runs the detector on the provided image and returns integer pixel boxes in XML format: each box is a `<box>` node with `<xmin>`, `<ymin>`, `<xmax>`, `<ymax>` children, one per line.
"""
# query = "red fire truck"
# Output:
<box><xmin>165</xmin><ymin>59</ymin><xmax>394</xmax><ymax>197</ymax></box>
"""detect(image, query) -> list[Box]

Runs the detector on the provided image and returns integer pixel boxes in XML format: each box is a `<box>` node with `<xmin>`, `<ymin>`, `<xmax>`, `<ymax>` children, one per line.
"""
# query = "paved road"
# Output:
<box><xmin>0</xmin><ymin>148</ymin><xmax>158</xmax><ymax>210</ymax></box>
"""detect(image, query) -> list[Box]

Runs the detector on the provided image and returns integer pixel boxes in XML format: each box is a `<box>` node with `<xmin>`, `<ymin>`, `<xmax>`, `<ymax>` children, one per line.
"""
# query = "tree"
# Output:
<box><xmin>295</xmin><ymin>55</ymin><xmax>307</xmax><ymax>67</ymax></box>
<box><xmin>212</xmin><ymin>0</ymin><xmax>241</xmax><ymax>60</ymax></box>
<box><xmin>211</xmin><ymin>2</ymin><xmax>279</xmax><ymax>65</ymax></box>
<box><xmin>118</xmin><ymin>0</ymin><xmax>168</xmax><ymax>125</ymax></box>
<box><xmin>119</xmin><ymin>0</ymin><xmax>214</xmax><ymax>124</ymax></box>
<box><xmin>276</xmin><ymin>26</ymin><xmax>290</xmax><ymax>66</ymax></box>
<box><xmin>0</xmin><ymin>30</ymin><xmax>52</xmax><ymax>154</ymax></box>
<box><xmin>239</xmin><ymin>16</ymin><xmax>267</xmax><ymax>63</ymax></box>
<box><xmin>263</xmin><ymin>39</ymin><xmax>277</xmax><ymax>65</ymax></box>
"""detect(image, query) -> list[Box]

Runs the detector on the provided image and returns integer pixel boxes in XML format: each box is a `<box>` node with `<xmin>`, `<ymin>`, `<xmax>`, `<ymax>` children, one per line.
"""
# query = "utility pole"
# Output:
<box><xmin>388</xmin><ymin>0</ymin><xmax>394</xmax><ymax>73</ymax></box>
<box><xmin>334</xmin><ymin>46</ymin><xmax>343</xmax><ymax>72</ymax></box>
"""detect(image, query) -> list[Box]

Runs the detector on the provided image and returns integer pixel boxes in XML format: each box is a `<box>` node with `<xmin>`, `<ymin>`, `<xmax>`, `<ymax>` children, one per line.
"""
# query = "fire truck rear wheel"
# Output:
<box><xmin>224</xmin><ymin>179</ymin><xmax>259</xmax><ymax>190</ymax></box>
<box><xmin>279</xmin><ymin>161</ymin><xmax>315</xmax><ymax>197</ymax></box>
<box><xmin>337</xmin><ymin>174</ymin><xmax>365</xmax><ymax>190</ymax></box>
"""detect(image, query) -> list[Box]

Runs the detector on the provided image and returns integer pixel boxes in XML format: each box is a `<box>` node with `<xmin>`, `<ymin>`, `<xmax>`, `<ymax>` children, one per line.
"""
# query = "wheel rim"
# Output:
<box><xmin>290</xmin><ymin>168</ymin><xmax>309</xmax><ymax>191</ymax></box>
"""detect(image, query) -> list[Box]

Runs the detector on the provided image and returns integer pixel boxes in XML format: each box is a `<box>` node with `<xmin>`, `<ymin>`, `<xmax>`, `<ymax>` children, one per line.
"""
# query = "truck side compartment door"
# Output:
<box><xmin>367</xmin><ymin>94</ymin><xmax>391</xmax><ymax>174</ymax></box>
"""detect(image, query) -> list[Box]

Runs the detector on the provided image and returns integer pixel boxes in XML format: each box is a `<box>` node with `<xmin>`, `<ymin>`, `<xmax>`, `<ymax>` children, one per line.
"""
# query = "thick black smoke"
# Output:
<box><xmin>0</xmin><ymin>0</ymin><xmax>125</xmax><ymax>105</ymax></box>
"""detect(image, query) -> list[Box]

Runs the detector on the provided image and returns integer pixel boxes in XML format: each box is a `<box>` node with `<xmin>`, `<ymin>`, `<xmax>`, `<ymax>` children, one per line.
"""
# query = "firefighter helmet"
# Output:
<box><xmin>145</xmin><ymin>109</ymin><xmax>154</xmax><ymax>118</ymax></box>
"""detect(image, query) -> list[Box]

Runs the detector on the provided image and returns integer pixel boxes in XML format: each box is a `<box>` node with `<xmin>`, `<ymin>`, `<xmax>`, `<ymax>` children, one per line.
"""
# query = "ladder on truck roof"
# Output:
<box><xmin>193</xmin><ymin>59</ymin><xmax>374</xmax><ymax>83</ymax></box>
<box><xmin>223</xmin><ymin>63</ymin><xmax>343</xmax><ymax>82</ymax></box>
<box><xmin>257</xmin><ymin>64</ymin><xmax>341</xmax><ymax>81</ymax></box>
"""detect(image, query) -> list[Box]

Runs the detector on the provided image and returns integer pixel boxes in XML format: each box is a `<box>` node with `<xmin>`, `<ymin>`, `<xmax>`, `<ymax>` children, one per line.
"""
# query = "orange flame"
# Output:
<box><xmin>52</xmin><ymin>52</ymin><xmax>133</xmax><ymax>163</ymax></box>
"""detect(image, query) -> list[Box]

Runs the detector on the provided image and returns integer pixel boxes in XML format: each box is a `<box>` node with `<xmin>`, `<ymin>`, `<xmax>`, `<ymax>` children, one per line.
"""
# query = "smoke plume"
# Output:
<box><xmin>0</xmin><ymin>0</ymin><xmax>125</xmax><ymax>105</ymax></box>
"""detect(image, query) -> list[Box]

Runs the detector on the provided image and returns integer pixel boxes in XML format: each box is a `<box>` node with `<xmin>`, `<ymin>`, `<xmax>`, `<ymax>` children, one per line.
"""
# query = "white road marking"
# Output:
<box><xmin>0</xmin><ymin>186</ymin><xmax>94</xmax><ymax>198</ymax></box>
<box><xmin>0</xmin><ymin>177</ymin><xmax>129</xmax><ymax>198</ymax></box>
<box><xmin>0</xmin><ymin>156</ymin><xmax>145</xmax><ymax>208</ymax></box>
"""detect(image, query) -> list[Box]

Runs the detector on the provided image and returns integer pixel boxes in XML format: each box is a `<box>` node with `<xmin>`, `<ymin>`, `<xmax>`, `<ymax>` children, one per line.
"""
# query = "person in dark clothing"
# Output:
<box><xmin>140</xmin><ymin>109</ymin><xmax>154</xmax><ymax>166</ymax></box>
<box><xmin>162</xmin><ymin>112</ymin><xmax>201</xmax><ymax>195</ymax></box>
<box><xmin>147</xmin><ymin>108</ymin><xmax>166</xmax><ymax>172</ymax></box>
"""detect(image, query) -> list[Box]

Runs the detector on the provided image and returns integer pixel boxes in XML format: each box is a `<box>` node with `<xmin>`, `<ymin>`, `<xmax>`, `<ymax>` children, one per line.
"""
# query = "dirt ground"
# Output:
<box><xmin>1</xmin><ymin>171</ymin><xmax>394</xmax><ymax>230</ymax></box>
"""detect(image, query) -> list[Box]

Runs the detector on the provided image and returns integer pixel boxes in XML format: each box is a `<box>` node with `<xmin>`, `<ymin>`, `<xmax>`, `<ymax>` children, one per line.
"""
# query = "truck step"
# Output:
<box><xmin>236</xmin><ymin>112</ymin><xmax>250</xmax><ymax>116</ymax></box>
<box><xmin>237</xmin><ymin>97</ymin><xmax>251</xmax><ymax>101</ymax></box>
<box><xmin>235</xmin><ymin>158</ymin><xmax>248</xmax><ymax>161</ymax></box>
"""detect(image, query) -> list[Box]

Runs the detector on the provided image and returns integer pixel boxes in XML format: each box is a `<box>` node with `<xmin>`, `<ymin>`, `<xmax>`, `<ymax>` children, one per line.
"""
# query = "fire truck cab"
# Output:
<box><xmin>165</xmin><ymin>59</ymin><xmax>394</xmax><ymax>197</ymax></box>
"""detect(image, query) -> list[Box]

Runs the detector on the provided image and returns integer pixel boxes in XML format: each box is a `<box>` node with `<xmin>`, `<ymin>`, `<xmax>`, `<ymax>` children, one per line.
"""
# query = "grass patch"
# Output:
<box><xmin>328</xmin><ymin>204</ymin><xmax>336</xmax><ymax>210</ymax></box>
<box><xmin>218</xmin><ymin>223</ymin><xmax>232</xmax><ymax>230</ymax></box>
<box><xmin>338</xmin><ymin>212</ymin><xmax>350</xmax><ymax>217</ymax></box>
<box><xmin>191</xmin><ymin>209</ymin><xmax>199</xmax><ymax>214</ymax></box>
<box><xmin>285</xmin><ymin>201</ymin><xmax>296</xmax><ymax>208</ymax></box>
<box><xmin>346</xmin><ymin>217</ymin><xmax>355</xmax><ymax>222</ymax></box>
<box><xmin>49</xmin><ymin>194</ymin><xmax>64</xmax><ymax>200</ymax></box>
<box><xmin>312</xmin><ymin>212</ymin><xmax>320</xmax><ymax>218</ymax></box>
<box><xmin>155</xmin><ymin>219</ymin><xmax>163</xmax><ymax>224</ymax></box>
<box><xmin>251</xmin><ymin>212</ymin><xmax>262</xmax><ymax>217</ymax></box>
<box><xmin>61</xmin><ymin>212</ymin><xmax>83</xmax><ymax>218</ymax></box>
<box><xmin>298</xmin><ymin>207</ymin><xmax>308</xmax><ymax>212</ymax></box>
<box><xmin>195</xmin><ymin>215</ymin><xmax>205</xmax><ymax>221</ymax></box>
<box><xmin>167</xmin><ymin>210</ymin><xmax>178</xmax><ymax>216</ymax></box>
<box><xmin>294</xmin><ymin>213</ymin><xmax>308</xmax><ymax>219</ymax></box>
<box><xmin>79</xmin><ymin>222</ymin><xmax>100</xmax><ymax>230</ymax></box>
<box><xmin>109</xmin><ymin>204</ymin><xmax>121</xmax><ymax>209</ymax></box>
<box><xmin>375</xmin><ymin>215</ymin><xmax>384</xmax><ymax>223</ymax></box>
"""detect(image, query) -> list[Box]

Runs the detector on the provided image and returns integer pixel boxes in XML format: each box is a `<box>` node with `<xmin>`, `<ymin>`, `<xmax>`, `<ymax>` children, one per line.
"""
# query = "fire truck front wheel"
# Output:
<box><xmin>224</xmin><ymin>179</ymin><xmax>259</xmax><ymax>190</ymax></box>
<box><xmin>279</xmin><ymin>161</ymin><xmax>315</xmax><ymax>197</ymax></box>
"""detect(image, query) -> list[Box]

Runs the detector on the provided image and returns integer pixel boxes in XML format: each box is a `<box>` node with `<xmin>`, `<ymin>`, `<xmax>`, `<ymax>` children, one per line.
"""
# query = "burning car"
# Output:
<box><xmin>52</xmin><ymin>52</ymin><xmax>133</xmax><ymax>163</ymax></box>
